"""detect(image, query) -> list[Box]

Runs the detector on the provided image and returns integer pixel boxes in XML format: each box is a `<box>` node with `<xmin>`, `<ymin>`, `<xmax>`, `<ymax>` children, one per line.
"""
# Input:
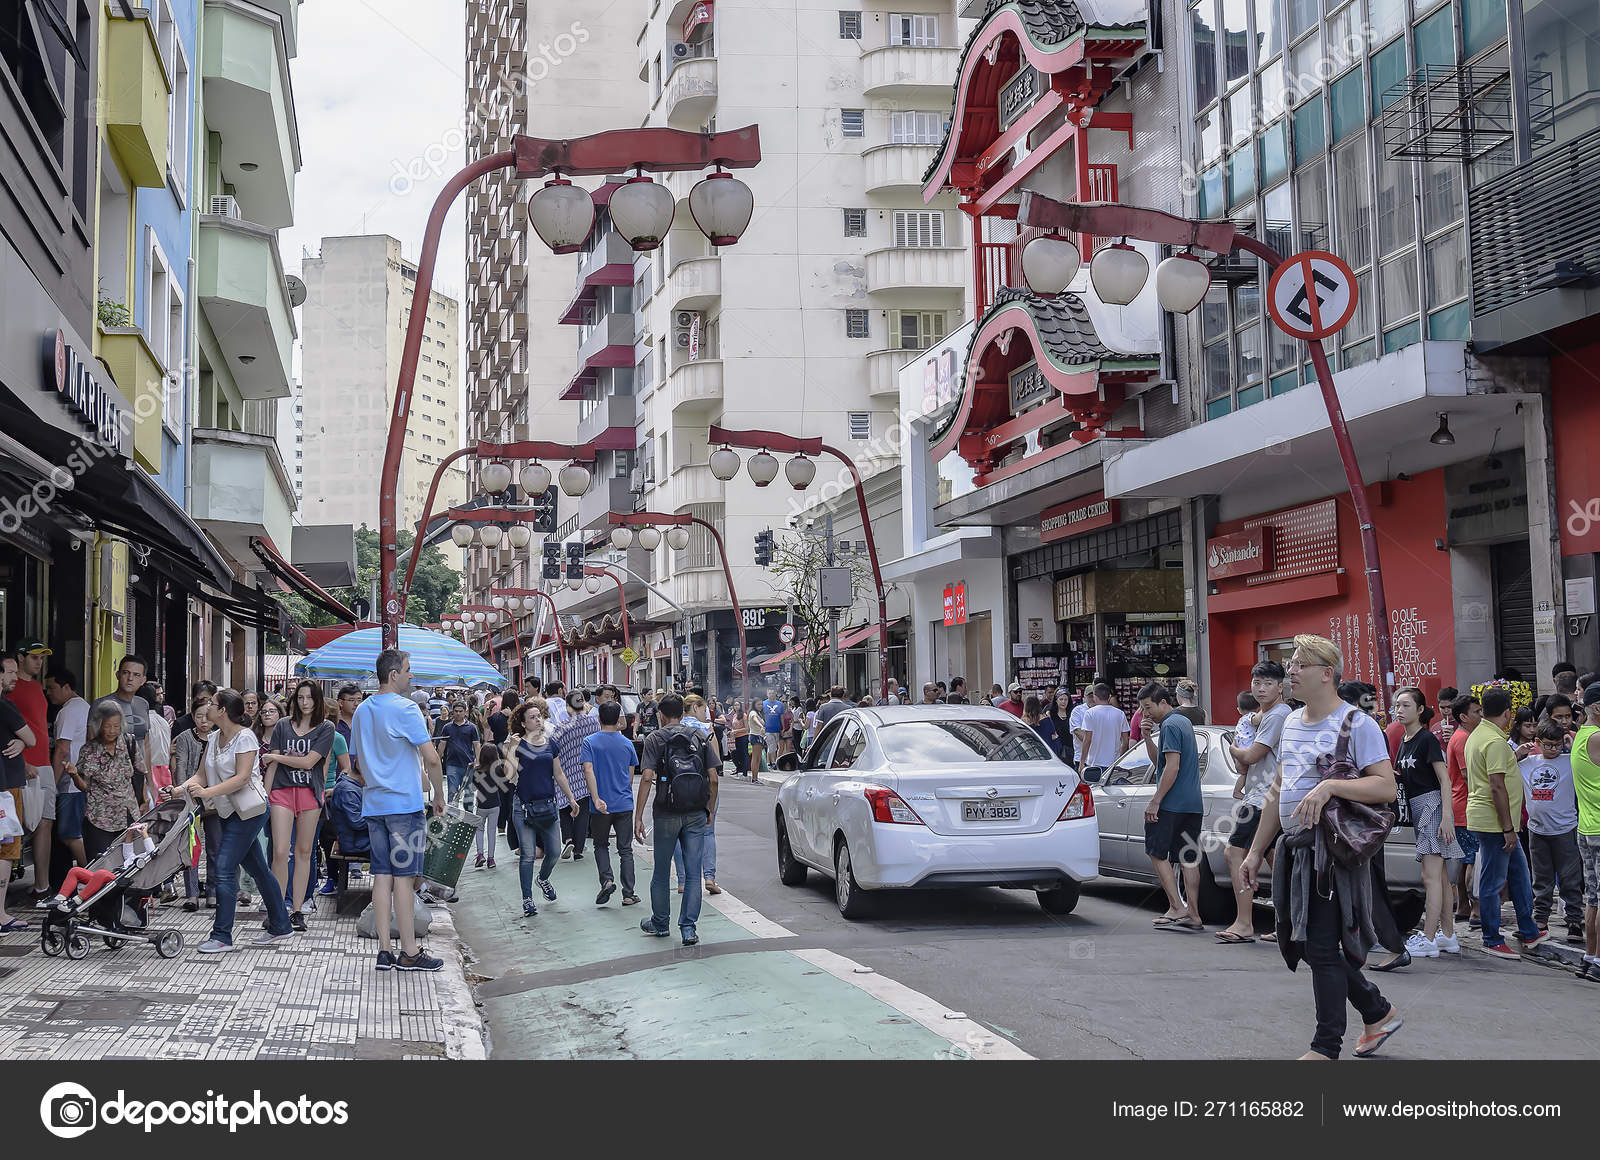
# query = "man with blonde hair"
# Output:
<box><xmin>1241</xmin><ymin>634</ymin><xmax>1402</xmax><ymax>1059</ymax></box>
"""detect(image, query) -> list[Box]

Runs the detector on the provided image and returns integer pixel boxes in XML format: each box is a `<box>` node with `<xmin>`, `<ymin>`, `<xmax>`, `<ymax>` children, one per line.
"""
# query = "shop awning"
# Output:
<box><xmin>69</xmin><ymin>455</ymin><xmax>234</xmax><ymax>590</ymax></box>
<box><xmin>249</xmin><ymin>536</ymin><xmax>360</xmax><ymax>623</ymax></box>
<box><xmin>758</xmin><ymin>620</ymin><xmax>905</xmax><ymax>672</ymax></box>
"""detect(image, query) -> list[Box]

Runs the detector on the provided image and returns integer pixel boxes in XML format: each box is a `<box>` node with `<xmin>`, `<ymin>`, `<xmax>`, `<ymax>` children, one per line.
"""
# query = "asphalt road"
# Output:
<box><xmin>706</xmin><ymin>775</ymin><xmax>1600</xmax><ymax>1060</ymax></box>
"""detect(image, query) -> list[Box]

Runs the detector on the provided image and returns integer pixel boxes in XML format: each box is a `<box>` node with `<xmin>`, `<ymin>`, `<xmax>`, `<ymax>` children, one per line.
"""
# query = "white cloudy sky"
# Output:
<box><xmin>280</xmin><ymin>0</ymin><xmax>469</xmax><ymax>384</ymax></box>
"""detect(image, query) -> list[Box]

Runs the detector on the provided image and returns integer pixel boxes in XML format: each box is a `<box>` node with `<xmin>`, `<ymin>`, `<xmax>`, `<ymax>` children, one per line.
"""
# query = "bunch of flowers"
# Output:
<box><xmin>1470</xmin><ymin>680</ymin><xmax>1533</xmax><ymax>714</ymax></box>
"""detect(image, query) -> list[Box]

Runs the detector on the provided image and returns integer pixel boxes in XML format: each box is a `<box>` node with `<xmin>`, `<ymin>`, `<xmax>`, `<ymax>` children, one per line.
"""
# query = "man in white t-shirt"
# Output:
<box><xmin>1240</xmin><ymin>634</ymin><xmax>1400</xmax><ymax>1061</ymax></box>
<box><xmin>1081</xmin><ymin>682</ymin><xmax>1130</xmax><ymax>781</ymax></box>
<box><xmin>1218</xmin><ymin>660</ymin><xmax>1292</xmax><ymax>942</ymax></box>
<box><xmin>544</xmin><ymin>680</ymin><xmax>571</xmax><ymax>727</ymax></box>
<box><xmin>1068</xmin><ymin>684</ymin><xmax>1093</xmax><ymax>768</ymax></box>
<box><xmin>45</xmin><ymin>669</ymin><xmax>90</xmax><ymax>869</ymax></box>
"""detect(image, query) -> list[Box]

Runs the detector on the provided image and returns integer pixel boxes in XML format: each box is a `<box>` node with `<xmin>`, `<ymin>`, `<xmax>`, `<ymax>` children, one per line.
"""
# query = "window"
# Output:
<box><xmin>841</xmin><ymin>108</ymin><xmax>866</xmax><ymax>137</ymax></box>
<box><xmin>892</xmin><ymin>210</ymin><xmax>944</xmax><ymax>247</ymax></box>
<box><xmin>167</xmin><ymin>29</ymin><xmax>190</xmax><ymax>199</ymax></box>
<box><xmin>1329</xmin><ymin>69</ymin><xmax>1364</xmax><ymax>142</ymax></box>
<box><xmin>164</xmin><ymin>282</ymin><xmax>184</xmax><ymax>436</ymax></box>
<box><xmin>1253</xmin><ymin>0</ymin><xmax>1281</xmax><ymax>66</ymax></box>
<box><xmin>892</xmin><ymin>309</ymin><xmax>946</xmax><ymax>350</ymax></box>
<box><xmin>1370</xmin><ymin>37</ymin><xmax>1407</xmax><ymax>114</ymax></box>
<box><xmin>831</xmin><ymin>720</ymin><xmax>868</xmax><ymax>768</ymax></box>
<box><xmin>1375</xmin><ymin>156</ymin><xmax>1415</xmax><ymax>256</ymax></box>
<box><xmin>890</xmin><ymin>110</ymin><xmax>942</xmax><ymax>143</ymax></box>
<box><xmin>845</xmin><ymin>308</ymin><xmax>870</xmax><ymax>339</ymax></box>
<box><xmin>1192</xmin><ymin>1</ymin><xmax>1218</xmax><ymax>109</ymax></box>
<box><xmin>848</xmin><ymin>412</ymin><xmax>871</xmax><ymax>440</ymax></box>
<box><xmin>1293</xmin><ymin>92</ymin><xmax>1325</xmax><ymax>164</ymax></box>
<box><xmin>843</xmin><ymin>208</ymin><xmax>867</xmax><ymax>237</ymax></box>
<box><xmin>877</xmin><ymin>719</ymin><xmax>1052</xmax><ymax>764</ymax></box>
<box><xmin>1414</xmin><ymin>6</ymin><xmax>1455</xmax><ymax>72</ymax></box>
<box><xmin>889</xmin><ymin>13</ymin><xmax>938</xmax><ymax>46</ymax></box>
<box><xmin>146</xmin><ymin>234</ymin><xmax>173</xmax><ymax>369</ymax></box>
<box><xmin>1222</xmin><ymin>0</ymin><xmax>1250</xmax><ymax>84</ymax></box>
<box><xmin>839</xmin><ymin>10</ymin><xmax>862</xmax><ymax>39</ymax></box>
<box><xmin>1462</xmin><ymin>0</ymin><xmax>1507</xmax><ymax>58</ymax></box>
<box><xmin>1332</xmin><ymin>138</ymin><xmax>1371</xmax><ymax>269</ymax></box>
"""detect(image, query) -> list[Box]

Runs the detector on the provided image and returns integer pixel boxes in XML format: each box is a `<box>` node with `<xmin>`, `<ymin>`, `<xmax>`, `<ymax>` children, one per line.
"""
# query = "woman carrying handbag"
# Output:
<box><xmin>166</xmin><ymin>690</ymin><xmax>295</xmax><ymax>953</ymax></box>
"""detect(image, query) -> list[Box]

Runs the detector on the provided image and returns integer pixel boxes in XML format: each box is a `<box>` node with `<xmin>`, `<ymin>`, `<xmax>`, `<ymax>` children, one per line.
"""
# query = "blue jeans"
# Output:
<box><xmin>1472</xmin><ymin>829</ymin><xmax>1540</xmax><ymax>945</ymax></box>
<box><xmin>210</xmin><ymin>812</ymin><xmax>292</xmax><ymax>945</ymax></box>
<box><xmin>514</xmin><ymin>800</ymin><xmax>562</xmax><ymax>902</ymax></box>
<box><xmin>650</xmin><ymin>811</ymin><xmax>706</xmax><ymax>934</ymax></box>
<box><xmin>446</xmin><ymin>762</ymin><xmax>471</xmax><ymax>802</ymax></box>
<box><xmin>673</xmin><ymin>812</ymin><xmax>717</xmax><ymax>882</ymax></box>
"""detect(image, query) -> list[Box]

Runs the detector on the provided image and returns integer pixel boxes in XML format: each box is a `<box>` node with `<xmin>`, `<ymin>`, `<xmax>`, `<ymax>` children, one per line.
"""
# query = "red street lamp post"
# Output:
<box><xmin>706</xmin><ymin>424</ymin><xmax>890</xmax><ymax>702</ymax></box>
<box><xmin>488</xmin><ymin>587</ymin><xmax>568</xmax><ymax>689</ymax></box>
<box><xmin>403</xmin><ymin>439</ymin><xmax>599</xmax><ymax>621</ymax></box>
<box><xmin>1016</xmin><ymin>194</ymin><xmax>1395</xmax><ymax>706</ymax></box>
<box><xmin>608</xmin><ymin>511</ymin><xmax>749</xmax><ymax>706</ymax></box>
<box><xmin>379</xmin><ymin>127</ymin><xmax>762</xmax><ymax>647</ymax></box>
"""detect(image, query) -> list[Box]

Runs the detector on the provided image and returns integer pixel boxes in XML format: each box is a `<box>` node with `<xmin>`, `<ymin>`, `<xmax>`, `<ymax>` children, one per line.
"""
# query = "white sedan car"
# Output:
<box><xmin>774</xmin><ymin>705</ymin><xmax>1098</xmax><ymax>918</ymax></box>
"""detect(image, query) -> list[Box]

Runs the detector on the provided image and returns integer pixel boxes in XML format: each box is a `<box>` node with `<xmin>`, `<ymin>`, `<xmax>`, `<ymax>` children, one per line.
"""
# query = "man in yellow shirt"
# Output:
<box><xmin>1465</xmin><ymin>687</ymin><xmax>1545</xmax><ymax>958</ymax></box>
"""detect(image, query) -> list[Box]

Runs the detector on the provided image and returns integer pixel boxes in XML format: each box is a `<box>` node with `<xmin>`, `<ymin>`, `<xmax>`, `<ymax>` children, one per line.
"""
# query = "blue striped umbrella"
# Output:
<box><xmin>294</xmin><ymin>625</ymin><xmax>507</xmax><ymax>688</ymax></box>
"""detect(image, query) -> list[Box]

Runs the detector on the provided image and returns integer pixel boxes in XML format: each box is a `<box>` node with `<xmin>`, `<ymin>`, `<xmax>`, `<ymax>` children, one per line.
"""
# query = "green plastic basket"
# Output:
<box><xmin>421</xmin><ymin>806</ymin><xmax>487</xmax><ymax>890</ymax></box>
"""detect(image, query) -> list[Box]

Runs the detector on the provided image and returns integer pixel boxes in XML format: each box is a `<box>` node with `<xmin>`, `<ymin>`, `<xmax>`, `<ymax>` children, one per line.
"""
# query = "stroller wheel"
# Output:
<box><xmin>40</xmin><ymin>929</ymin><xmax>64</xmax><ymax>957</ymax></box>
<box><xmin>103</xmin><ymin>936</ymin><xmax>125</xmax><ymax>951</ymax></box>
<box><xmin>65</xmin><ymin>934</ymin><xmax>90</xmax><ymax>960</ymax></box>
<box><xmin>155</xmin><ymin>930</ymin><xmax>184</xmax><ymax>959</ymax></box>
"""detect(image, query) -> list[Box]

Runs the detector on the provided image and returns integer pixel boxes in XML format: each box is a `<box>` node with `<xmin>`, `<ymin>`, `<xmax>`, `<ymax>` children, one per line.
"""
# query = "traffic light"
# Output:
<box><xmin>529</xmin><ymin>487</ymin><xmax>556</xmax><ymax>534</ymax></box>
<box><xmin>565</xmin><ymin>540</ymin><xmax>584</xmax><ymax>581</ymax></box>
<box><xmin>542</xmin><ymin>542</ymin><xmax>561</xmax><ymax>580</ymax></box>
<box><xmin>753</xmin><ymin>528</ymin><xmax>774</xmax><ymax>566</ymax></box>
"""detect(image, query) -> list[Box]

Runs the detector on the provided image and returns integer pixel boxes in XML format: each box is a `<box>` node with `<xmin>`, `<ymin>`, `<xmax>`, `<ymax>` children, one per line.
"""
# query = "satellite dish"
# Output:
<box><xmin>285</xmin><ymin>274</ymin><xmax>307</xmax><ymax>308</ymax></box>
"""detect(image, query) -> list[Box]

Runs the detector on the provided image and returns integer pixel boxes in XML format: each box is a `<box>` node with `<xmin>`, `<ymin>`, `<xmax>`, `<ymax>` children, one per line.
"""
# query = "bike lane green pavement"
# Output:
<box><xmin>452</xmin><ymin>848</ymin><xmax>1025</xmax><ymax>1060</ymax></box>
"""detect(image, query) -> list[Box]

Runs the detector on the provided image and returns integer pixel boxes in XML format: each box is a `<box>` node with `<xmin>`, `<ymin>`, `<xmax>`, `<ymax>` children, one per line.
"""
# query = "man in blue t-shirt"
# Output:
<box><xmin>1137</xmin><ymin>680</ymin><xmax>1205</xmax><ymax>930</ymax></box>
<box><xmin>761</xmin><ymin>693</ymin><xmax>785</xmax><ymax>755</ymax></box>
<box><xmin>433</xmin><ymin>700</ymin><xmax>481</xmax><ymax>802</ymax></box>
<box><xmin>581</xmin><ymin>700</ymin><xmax>639</xmax><ymax>906</ymax></box>
<box><xmin>349</xmin><ymin>649</ymin><xmax>446</xmax><ymax>973</ymax></box>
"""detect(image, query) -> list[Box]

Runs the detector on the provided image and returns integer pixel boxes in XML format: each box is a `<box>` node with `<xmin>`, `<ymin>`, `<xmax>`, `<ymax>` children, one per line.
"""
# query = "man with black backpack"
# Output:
<box><xmin>634</xmin><ymin>693</ymin><xmax>718</xmax><ymax>945</ymax></box>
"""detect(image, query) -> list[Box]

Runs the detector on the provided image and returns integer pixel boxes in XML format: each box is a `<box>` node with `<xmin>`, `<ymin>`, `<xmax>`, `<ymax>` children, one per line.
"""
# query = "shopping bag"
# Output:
<box><xmin>18</xmin><ymin>778</ymin><xmax>43</xmax><ymax>831</ymax></box>
<box><xmin>0</xmin><ymin>789</ymin><xmax>23</xmax><ymax>840</ymax></box>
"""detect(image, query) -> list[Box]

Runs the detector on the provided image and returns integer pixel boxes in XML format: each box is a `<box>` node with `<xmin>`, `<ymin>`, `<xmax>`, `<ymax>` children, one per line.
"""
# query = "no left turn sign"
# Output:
<box><xmin>1267</xmin><ymin>250</ymin><xmax>1359</xmax><ymax>342</ymax></box>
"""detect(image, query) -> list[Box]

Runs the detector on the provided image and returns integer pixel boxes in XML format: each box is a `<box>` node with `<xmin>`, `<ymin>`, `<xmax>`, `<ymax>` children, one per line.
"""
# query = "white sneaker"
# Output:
<box><xmin>300</xmin><ymin>898</ymin><xmax>316</xmax><ymax>914</ymax></box>
<box><xmin>1404</xmin><ymin>932</ymin><xmax>1438</xmax><ymax>958</ymax></box>
<box><xmin>1434</xmin><ymin>932</ymin><xmax>1461</xmax><ymax>954</ymax></box>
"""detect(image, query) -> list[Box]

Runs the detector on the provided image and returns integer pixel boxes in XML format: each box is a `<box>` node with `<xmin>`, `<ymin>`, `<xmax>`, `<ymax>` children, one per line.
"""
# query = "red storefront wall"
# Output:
<box><xmin>1205</xmin><ymin>470</ymin><xmax>1455</xmax><ymax>710</ymax></box>
<box><xmin>1552</xmin><ymin>342</ymin><xmax>1600</xmax><ymax>557</ymax></box>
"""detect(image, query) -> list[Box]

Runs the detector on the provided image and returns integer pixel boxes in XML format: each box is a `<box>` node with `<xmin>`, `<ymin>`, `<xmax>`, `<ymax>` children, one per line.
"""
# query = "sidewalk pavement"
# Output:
<box><xmin>1453</xmin><ymin>900</ymin><xmax>1591</xmax><ymax>973</ymax></box>
<box><xmin>0</xmin><ymin>882</ymin><xmax>487</xmax><ymax>1061</ymax></box>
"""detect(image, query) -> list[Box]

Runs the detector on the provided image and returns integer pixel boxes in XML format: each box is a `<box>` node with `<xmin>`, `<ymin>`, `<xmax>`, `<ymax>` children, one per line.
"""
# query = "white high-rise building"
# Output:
<box><xmin>298</xmin><ymin>234</ymin><xmax>464</xmax><ymax>535</ymax></box>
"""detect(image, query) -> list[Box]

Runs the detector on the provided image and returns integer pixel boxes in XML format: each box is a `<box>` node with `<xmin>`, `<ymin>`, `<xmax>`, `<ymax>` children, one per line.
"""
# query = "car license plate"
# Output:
<box><xmin>963</xmin><ymin>800</ymin><xmax>1020</xmax><ymax>822</ymax></box>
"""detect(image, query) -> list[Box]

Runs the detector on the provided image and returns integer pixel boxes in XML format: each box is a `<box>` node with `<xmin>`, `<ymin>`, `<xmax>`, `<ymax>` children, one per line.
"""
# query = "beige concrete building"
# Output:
<box><xmin>298</xmin><ymin>234</ymin><xmax>464</xmax><ymax>535</ymax></box>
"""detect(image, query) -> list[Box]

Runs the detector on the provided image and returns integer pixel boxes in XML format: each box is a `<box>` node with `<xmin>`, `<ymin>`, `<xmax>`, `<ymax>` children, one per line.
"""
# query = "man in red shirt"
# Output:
<box><xmin>1446</xmin><ymin>693</ymin><xmax>1482</xmax><ymax>925</ymax></box>
<box><xmin>998</xmin><ymin>682</ymin><xmax>1026</xmax><ymax>717</ymax></box>
<box><xmin>5</xmin><ymin>641</ymin><xmax>54</xmax><ymax>900</ymax></box>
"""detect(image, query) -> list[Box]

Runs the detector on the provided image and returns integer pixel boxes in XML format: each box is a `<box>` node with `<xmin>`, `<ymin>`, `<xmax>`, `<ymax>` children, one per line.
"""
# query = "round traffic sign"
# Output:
<box><xmin>778</xmin><ymin>624</ymin><xmax>796</xmax><ymax>645</ymax></box>
<box><xmin>1267</xmin><ymin>250</ymin><xmax>1359</xmax><ymax>342</ymax></box>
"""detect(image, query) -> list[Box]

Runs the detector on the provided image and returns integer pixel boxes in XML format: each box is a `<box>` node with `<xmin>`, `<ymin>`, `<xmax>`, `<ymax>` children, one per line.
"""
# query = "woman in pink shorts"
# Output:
<box><xmin>261</xmin><ymin>680</ymin><xmax>336</xmax><ymax>930</ymax></box>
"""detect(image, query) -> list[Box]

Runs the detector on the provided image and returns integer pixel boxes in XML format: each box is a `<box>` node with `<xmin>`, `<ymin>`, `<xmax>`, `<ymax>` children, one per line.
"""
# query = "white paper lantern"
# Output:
<box><xmin>609</xmin><ymin>176</ymin><xmax>675</xmax><ymax>252</ymax></box>
<box><xmin>1091</xmin><ymin>243</ymin><xmax>1150</xmax><ymax>306</ymax></box>
<box><xmin>709</xmin><ymin>446</ymin><xmax>741</xmax><ymax>481</ymax></box>
<box><xmin>507</xmin><ymin>525</ymin><xmax>532</xmax><ymax>549</ymax></box>
<box><xmin>478</xmin><ymin>524</ymin><xmax>504</xmax><ymax>549</ymax></box>
<box><xmin>1154</xmin><ymin>252</ymin><xmax>1213</xmax><ymax>314</ymax></box>
<box><xmin>492</xmin><ymin>595</ymin><xmax>506</xmax><ymax>609</ymax></box>
<box><xmin>480</xmin><ymin>461</ymin><xmax>513</xmax><ymax>495</ymax></box>
<box><xmin>785</xmin><ymin>454</ymin><xmax>816</xmax><ymax>489</ymax></box>
<box><xmin>558</xmin><ymin>462</ymin><xmax>592</xmax><ymax>497</ymax></box>
<box><xmin>665</xmin><ymin>525</ymin><xmax>692</xmax><ymax>551</ymax></box>
<box><xmin>747</xmin><ymin>449</ymin><xmax>779</xmax><ymax>487</ymax></box>
<box><xmin>611</xmin><ymin>527</ymin><xmax>635</xmax><ymax>550</ymax></box>
<box><xmin>586</xmin><ymin>575</ymin><xmax>603</xmax><ymax>594</ymax></box>
<box><xmin>519</xmin><ymin>462</ymin><xmax>552</xmax><ymax>496</ymax></box>
<box><xmin>1021</xmin><ymin>235</ymin><xmax>1082</xmax><ymax>296</ymax></box>
<box><xmin>688</xmin><ymin>171</ymin><xmax>754</xmax><ymax>246</ymax></box>
<box><xmin>637</xmin><ymin>526</ymin><xmax>662</xmax><ymax>551</ymax></box>
<box><xmin>529</xmin><ymin>178</ymin><xmax>595</xmax><ymax>255</ymax></box>
<box><xmin>450</xmin><ymin>524</ymin><xmax>475</xmax><ymax>547</ymax></box>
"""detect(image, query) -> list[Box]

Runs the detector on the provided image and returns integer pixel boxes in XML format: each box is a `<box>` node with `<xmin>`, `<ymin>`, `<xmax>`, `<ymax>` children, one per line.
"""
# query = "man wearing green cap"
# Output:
<box><xmin>7</xmin><ymin>641</ymin><xmax>53</xmax><ymax>899</ymax></box>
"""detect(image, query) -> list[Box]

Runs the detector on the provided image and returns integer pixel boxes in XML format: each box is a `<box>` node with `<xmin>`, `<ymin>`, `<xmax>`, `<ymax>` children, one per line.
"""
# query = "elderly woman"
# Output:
<box><xmin>174</xmin><ymin>695</ymin><xmax>214</xmax><ymax>910</ymax></box>
<box><xmin>74</xmin><ymin>703</ymin><xmax>142</xmax><ymax>862</ymax></box>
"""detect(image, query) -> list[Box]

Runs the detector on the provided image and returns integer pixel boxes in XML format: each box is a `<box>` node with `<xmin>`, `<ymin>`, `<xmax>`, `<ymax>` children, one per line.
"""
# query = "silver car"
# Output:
<box><xmin>1090</xmin><ymin>725</ymin><xmax>1424</xmax><ymax>927</ymax></box>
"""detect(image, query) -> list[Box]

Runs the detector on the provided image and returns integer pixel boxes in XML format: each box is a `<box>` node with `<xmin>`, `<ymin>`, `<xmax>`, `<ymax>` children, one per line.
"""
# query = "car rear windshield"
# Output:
<box><xmin>878</xmin><ymin>720</ymin><xmax>1054</xmax><ymax>765</ymax></box>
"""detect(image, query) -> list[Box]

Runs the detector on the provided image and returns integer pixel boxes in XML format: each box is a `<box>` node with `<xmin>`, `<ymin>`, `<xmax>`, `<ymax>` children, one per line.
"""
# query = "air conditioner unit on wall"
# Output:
<box><xmin>669</xmin><ymin>41</ymin><xmax>691</xmax><ymax>63</ymax></box>
<box><xmin>673</xmin><ymin>311</ymin><xmax>699</xmax><ymax>350</ymax></box>
<box><xmin>209</xmin><ymin>195</ymin><xmax>241</xmax><ymax>219</ymax></box>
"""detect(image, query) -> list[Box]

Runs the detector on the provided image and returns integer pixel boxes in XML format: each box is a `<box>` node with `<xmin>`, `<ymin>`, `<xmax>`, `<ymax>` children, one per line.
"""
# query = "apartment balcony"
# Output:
<box><xmin>198</xmin><ymin>215</ymin><xmax>296</xmax><ymax>400</ymax></box>
<box><xmin>202</xmin><ymin>0</ymin><xmax>301</xmax><ymax>230</ymax></box>
<box><xmin>669</xmin><ymin>463</ymin><xmax>721</xmax><ymax>511</ymax></box>
<box><xmin>560</xmin><ymin>229</ymin><xmax>635</xmax><ymax>324</ymax></box>
<box><xmin>667</xmin><ymin>358</ymin><xmax>723</xmax><ymax>416</ymax></box>
<box><xmin>105</xmin><ymin>12</ymin><xmax>171</xmax><ymax>187</ymax></box>
<box><xmin>663</xmin><ymin>566</ymin><xmax>729</xmax><ymax>613</ymax></box>
<box><xmin>863</xmin><ymin>143</ymin><xmax>939</xmax><ymax>195</ymax></box>
<box><xmin>579</xmin><ymin>474</ymin><xmax>636</xmax><ymax>533</ymax></box>
<box><xmin>663</xmin><ymin>57</ymin><xmax>718</xmax><ymax>129</ymax></box>
<box><xmin>563</xmin><ymin>313</ymin><xmax>636</xmax><ymax>399</ymax></box>
<box><xmin>190</xmin><ymin>427</ymin><xmax>296</xmax><ymax>563</ymax></box>
<box><xmin>861</xmin><ymin>45</ymin><xmax>959</xmax><ymax>99</ymax></box>
<box><xmin>251</xmin><ymin>0</ymin><xmax>301</xmax><ymax>55</ymax></box>
<box><xmin>669</xmin><ymin>256</ymin><xmax>721</xmax><ymax>312</ymax></box>
<box><xmin>866</xmin><ymin>247</ymin><xmax>966</xmax><ymax>306</ymax></box>
<box><xmin>867</xmin><ymin>348</ymin><xmax>915</xmax><ymax>400</ymax></box>
<box><xmin>575</xmin><ymin>392</ymin><xmax>637</xmax><ymax>450</ymax></box>
<box><xmin>97</xmin><ymin>327</ymin><xmax>165</xmax><ymax>474</ymax></box>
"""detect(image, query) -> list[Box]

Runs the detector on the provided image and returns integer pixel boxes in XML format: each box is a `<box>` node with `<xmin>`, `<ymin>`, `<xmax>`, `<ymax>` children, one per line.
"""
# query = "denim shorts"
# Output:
<box><xmin>1454</xmin><ymin>827</ymin><xmax>1480</xmax><ymax>866</ymax></box>
<box><xmin>55</xmin><ymin>791</ymin><xmax>85</xmax><ymax>840</ymax></box>
<box><xmin>365</xmin><ymin>811</ymin><xmax>426</xmax><ymax>878</ymax></box>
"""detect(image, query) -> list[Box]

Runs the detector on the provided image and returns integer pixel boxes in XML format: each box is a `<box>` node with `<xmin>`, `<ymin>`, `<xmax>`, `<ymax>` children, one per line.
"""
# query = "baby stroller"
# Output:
<box><xmin>39</xmin><ymin>794</ymin><xmax>199</xmax><ymax>960</ymax></box>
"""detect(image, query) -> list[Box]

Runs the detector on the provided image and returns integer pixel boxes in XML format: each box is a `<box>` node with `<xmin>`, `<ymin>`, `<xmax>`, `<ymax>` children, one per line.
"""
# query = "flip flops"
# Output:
<box><xmin>1160</xmin><ymin>919</ymin><xmax>1204</xmax><ymax>932</ymax></box>
<box><xmin>1215</xmin><ymin>931</ymin><xmax>1256</xmax><ymax>944</ymax></box>
<box><xmin>1353</xmin><ymin>1009</ymin><xmax>1403</xmax><ymax>1058</ymax></box>
<box><xmin>0</xmin><ymin>918</ymin><xmax>30</xmax><ymax>932</ymax></box>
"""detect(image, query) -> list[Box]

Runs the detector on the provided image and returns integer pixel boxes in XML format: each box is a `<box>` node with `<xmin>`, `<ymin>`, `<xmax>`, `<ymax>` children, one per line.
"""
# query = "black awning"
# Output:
<box><xmin>68</xmin><ymin>455</ymin><xmax>234</xmax><ymax>591</ymax></box>
<box><xmin>191</xmin><ymin>580</ymin><xmax>278</xmax><ymax>633</ymax></box>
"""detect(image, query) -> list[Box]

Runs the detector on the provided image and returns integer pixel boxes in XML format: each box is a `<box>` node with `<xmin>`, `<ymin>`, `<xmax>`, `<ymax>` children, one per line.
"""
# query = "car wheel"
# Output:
<box><xmin>1037</xmin><ymin>882</ymin><xmax>1081</xmax><ymax>915</ymax></box>
<box><xmin>833</xmin><ymin>838</ymin><xmax>873</xmax><ymax>919</ymax></box>
<box><xmin>1388</xmin><ymin>892</ymin><xmax>1425</xmax><ymax>934</ymax></box>
<box><xmin>775</xmin><ymin>811</ymin><xmax>807</xmax><ymax>886</ymax></box>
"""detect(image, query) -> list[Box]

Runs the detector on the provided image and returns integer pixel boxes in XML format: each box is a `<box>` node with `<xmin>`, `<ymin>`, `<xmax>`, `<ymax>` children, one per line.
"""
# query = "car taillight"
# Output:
<box><xmin>1057</xmin><ymin>781</ymin><xmax>1095</xmax><ymax>821</ymax></box>
<box><xmin>865</xmin><ymin>785</ymin><xmax>924</xmax><ymax>825</ymax></box>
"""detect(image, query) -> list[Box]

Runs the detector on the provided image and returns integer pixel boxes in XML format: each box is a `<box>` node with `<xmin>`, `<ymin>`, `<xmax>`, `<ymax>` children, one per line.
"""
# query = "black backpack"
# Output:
<box><xmin>659</xmin><ymin>727</ymin><xmax>710</xmax><ymax>812</ymax></box>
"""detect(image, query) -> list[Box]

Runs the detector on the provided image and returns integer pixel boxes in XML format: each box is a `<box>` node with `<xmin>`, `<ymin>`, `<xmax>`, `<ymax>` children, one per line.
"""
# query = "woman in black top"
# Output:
<box><xmin>261</xmin><ymin>680</ymin><xmax>335</xmax><ymax>929</ymax></box>
<box><xmin>1392</xmin><ymin>687</ymin><xmax>1463</xmax><ymax>959</ymax></box>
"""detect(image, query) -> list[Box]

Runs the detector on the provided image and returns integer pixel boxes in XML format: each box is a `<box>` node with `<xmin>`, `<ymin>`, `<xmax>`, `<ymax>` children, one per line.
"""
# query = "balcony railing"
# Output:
<box><xmin>1470</xmin><ymin>125</ymin><xmax>1600</xmax><ymax>318</ymax></box>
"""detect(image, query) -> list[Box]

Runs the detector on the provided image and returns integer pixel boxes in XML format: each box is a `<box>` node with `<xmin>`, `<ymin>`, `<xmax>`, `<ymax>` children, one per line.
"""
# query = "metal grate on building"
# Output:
<box><xmin>1011</xmin><ymin>510</ymin><xmax>1182</xmax><ymax>582</ymax></box>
